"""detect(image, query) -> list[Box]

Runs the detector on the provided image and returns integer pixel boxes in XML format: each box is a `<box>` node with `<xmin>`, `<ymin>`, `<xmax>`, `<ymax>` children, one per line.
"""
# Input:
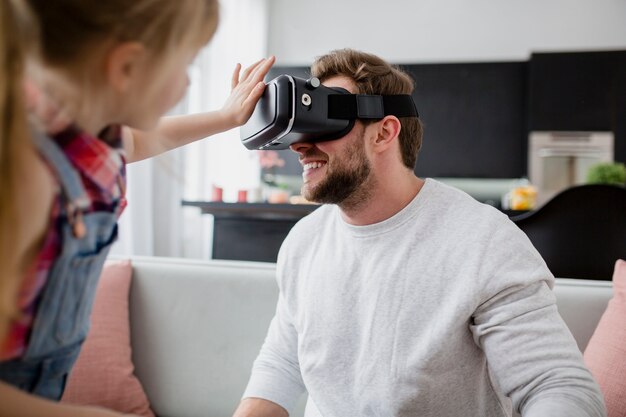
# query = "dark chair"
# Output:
<box><xmin>511</xmin><ymin>184</ymin><xmax>626</xmax><ymax>280</ymax></box>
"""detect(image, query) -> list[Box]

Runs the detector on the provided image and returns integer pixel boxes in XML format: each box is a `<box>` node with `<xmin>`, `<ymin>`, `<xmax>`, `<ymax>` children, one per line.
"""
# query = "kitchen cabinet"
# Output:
<box><xmin>260</xmin><ymin>51</ymin><xmax>626</xmax><ymax>183</ymax></box>
<box><xmin>266</xmin><ymin>63</ymin><xmax>529</xmax><ymax>179</ymax></box>
<box><xmin>182</xmin><ymin>201</ymin><xmax>319</xmax><ymax>262</ymax></box>
<box><xmin>406</xmin><ymin>62</ymin><xmax>527</xmax><ymax>178</ymax></box>
<box><xmin>183</xmin><ymin>201</ymin><xmax>529</xmax><ymax>263</ymax></box>
<box><xmin>528</xmin><ymin>51</ymin><xmax>626</xmax><ymax>162</ymax></box>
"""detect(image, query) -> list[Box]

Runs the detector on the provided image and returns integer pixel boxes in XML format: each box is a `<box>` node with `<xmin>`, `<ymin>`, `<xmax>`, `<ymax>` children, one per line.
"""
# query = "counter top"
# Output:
<box><xmin>182</xmin><ymin>200</ymin><xmax>527</xmax><ymax>219</ymax></box>
<box><xmin>181</xmin><ymin>201</ymin><xmax>320</xmax><ymax>220</ymax></box>
<box><xmin>183</xmin><ymin>200</ymin><xmax>528</xmax><ymax>263</ymax></box>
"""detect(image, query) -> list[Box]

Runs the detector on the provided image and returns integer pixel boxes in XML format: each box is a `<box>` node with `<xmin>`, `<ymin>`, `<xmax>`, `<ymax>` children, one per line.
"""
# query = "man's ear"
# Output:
<box><xmin>105</xmin><ymin>42</ymin><xmax>147</xmax><ymax>93</ymax></box>
<box><xmin>372</xmin><ymin>115</ymin><xmax>401</xmax><ymax>153</ymax></box>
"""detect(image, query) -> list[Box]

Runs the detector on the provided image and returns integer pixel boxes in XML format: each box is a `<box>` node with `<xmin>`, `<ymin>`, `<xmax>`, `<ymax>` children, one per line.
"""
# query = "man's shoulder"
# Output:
<box><xmin>424</xmin><ymin>178</ymin><xmax>507</xmax><ymax>221</ymax></box>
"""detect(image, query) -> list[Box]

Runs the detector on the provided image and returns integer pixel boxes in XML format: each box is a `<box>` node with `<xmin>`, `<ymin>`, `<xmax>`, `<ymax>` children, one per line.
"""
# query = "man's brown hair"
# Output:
<box><xmin>311</xmin><ymin>48</ymin><xmax>423</xmax><ymax>169</ymax></box>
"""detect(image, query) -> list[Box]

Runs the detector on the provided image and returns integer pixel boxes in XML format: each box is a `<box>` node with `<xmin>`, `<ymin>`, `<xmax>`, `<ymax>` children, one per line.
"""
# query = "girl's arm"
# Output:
<box><xmin>0</xmin><ymin>381</ymin><xmax>137</xmax><ymax>417</ymax></box>
<box><xmin>123</xmin><ymin>56</ymin><xmax>275</xmax><ymax>163</ymax></box>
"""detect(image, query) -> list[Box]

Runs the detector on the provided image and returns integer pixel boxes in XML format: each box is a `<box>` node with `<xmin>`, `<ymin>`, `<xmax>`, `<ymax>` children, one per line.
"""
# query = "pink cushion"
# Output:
<box><xmin>61</xmin><ymin>260</ymin><xmax>155</xmax><ymax>417</ymax></box>
<box><xmin>584</xmin><ymin>259</ymin><xmax>626</xmax><ymax>417</ymax></box>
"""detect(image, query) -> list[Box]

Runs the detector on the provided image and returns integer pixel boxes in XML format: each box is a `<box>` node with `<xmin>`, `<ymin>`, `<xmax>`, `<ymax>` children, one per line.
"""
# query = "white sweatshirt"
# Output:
<box><xmin>243</xmin><ymin>178</ymin><xmax>606</xmax><ymax>417</ymax></box>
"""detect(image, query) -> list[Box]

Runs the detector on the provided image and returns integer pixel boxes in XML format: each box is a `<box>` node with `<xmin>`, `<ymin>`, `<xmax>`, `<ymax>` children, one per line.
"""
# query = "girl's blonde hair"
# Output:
<box><xmin>0</xmin><ymin>0</ymin><xmax>38</xmax><ymax>340</ymax></box>
<box><xmin>25</xmin><ymin>0</ymin><xmax>219</xmax><ymax>131</ymax></box>
<box><xmin>26</xmin><ymin>0</ymin><xmax>219</xmax><ymax>71</ymax></box>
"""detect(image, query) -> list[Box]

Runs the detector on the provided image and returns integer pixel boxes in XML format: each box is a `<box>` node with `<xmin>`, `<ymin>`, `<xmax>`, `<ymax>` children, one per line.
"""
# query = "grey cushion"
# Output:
<box><xmin>128</xmin><ymin>257</ymin><xmax>284</xmax><ymax>417</ymax></box>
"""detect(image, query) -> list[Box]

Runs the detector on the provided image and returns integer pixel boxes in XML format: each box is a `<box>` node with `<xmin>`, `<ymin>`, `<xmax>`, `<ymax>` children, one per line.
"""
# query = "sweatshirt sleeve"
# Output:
<box><xmin>470</xmin><ymin>223</ymin><xmax>606</xmax><ymax>417</ymax></box>
<box><xmin>243</xmin><ymin>290</ymin><xmax>307</xmax><ymax>414</ymax></box>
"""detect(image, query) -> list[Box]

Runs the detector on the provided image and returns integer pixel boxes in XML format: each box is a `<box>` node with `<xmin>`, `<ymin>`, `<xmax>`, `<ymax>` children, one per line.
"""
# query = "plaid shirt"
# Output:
<box><xmin>1</xmin><ymin>125</ymin><xmax>127</xmax><ymax>360</ymax></box>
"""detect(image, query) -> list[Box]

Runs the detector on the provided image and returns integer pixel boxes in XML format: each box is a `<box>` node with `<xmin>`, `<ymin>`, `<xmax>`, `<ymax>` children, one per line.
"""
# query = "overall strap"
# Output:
<box><xmin>31</xmin><ymin>131</ymin><xmax>89</xmax><ymax>236</ymax></box>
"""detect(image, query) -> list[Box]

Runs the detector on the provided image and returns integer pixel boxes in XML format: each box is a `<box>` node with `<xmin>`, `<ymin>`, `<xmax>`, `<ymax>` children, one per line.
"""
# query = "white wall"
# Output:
<box><xmin>268</xmin><ymin>0</ymin><xmax>626</xmax><ymax>65</ymax></box>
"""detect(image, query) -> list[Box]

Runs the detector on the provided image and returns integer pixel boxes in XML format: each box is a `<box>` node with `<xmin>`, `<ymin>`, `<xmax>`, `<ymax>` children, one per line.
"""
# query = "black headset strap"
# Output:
<box><xmin>328</xmin><ymin>94</ymin><xmax>419</xmax><ymax>120</ymax></box>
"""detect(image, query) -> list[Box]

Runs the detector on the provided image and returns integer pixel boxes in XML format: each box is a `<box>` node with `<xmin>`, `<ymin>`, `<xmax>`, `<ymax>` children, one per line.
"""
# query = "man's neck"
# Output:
<box><xmin>339</xmin><ymin>173</ymin><xmax>425</xmax><ymax>226</ymax></box>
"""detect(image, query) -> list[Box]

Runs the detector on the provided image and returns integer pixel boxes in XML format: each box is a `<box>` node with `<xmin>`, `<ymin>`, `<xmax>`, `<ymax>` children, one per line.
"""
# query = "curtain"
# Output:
<box><xmin>110</xmin><ymin>0</ymin><xmax>269</xmax><ymax>259</ymax></box>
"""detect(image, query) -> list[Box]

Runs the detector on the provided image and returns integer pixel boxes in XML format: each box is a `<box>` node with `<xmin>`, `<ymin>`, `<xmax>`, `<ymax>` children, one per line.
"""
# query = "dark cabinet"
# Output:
<box><xmin>212</xmin><ymin>217</ymin><xmax>299</xmax><ymax>263</ymax></box>
<box><xmin>528</xmin><ymin>51</ymin><xmax>626</xmax><ymax>162</ymax></box>
<box><xmin>528</xmin><ymin>51</ymin><xmax>621</xmax><ymax>131</ymax></box>
<box><xmin>267</xmin><ymin>63</ymin><xmax>529</xmax><ymax>179</ymax></box>
<box><xmin>266</xmin><ymin>53</ymin><xmax>626</xmax><ymax>180</ymax></box>
<box><xmin>406</xmin><ymin>62</ymin><xmax>527</xmax><ymax>178</ymax></box>
<box><xmin>182</xmin><ymin>202</ymin><xmax>319</xmax><ymax>263</ymax></box>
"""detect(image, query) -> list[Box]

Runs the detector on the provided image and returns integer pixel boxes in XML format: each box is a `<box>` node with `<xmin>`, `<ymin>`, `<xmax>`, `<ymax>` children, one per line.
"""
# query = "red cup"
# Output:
<box><xmin>212</xmin><ymin>186</ymin><xmax>223</xmax><ymax>202</ymax></box>
<box><xmin>237</xmin><ymin>190</ymin><xmax>248</xmax><ymax>203</ymax></box>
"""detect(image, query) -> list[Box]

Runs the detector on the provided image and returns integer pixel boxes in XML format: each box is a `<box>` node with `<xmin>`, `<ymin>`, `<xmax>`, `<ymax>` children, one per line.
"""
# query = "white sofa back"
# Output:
<box><xmin>128</xmin><ymin>257</ymin><xmax>285</xmax><ymax>417</ymax></box>
<box><xmin>552</xmin><ymin>278</ymin><xmax>613</xmax><ymax>351</ymax></box>
<box><xmin>126</xmin><ymin>256</ymin><xmax>612</xmax><ymax>417</ymax></box>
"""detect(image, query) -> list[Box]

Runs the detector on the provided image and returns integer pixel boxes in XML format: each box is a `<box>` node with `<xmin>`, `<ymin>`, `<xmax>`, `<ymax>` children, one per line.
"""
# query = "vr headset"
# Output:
<box><xmin>240</xmin><ymin>75</ymin><xmax>419</xmax><ymax>150</ymax></box>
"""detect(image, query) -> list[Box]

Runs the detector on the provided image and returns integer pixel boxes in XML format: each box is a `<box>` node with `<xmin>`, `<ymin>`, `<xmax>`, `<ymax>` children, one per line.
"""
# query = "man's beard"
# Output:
<box><xmin>303</xmin><ymin>136</ymin><xmax>372</xmax><ymax>207</ymax></box>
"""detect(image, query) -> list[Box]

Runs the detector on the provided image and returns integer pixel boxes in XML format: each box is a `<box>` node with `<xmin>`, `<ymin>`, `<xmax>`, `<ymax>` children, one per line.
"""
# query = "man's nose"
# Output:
<box><xmin>289</xmin><ymin>141</ymin><xmax>313</xmax><ymax>154</ymax></box>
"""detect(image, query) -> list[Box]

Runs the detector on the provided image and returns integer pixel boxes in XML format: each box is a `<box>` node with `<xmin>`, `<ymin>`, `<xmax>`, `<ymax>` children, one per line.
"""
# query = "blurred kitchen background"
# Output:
<box><xmin>110</xmin><ymin>0</ymin><xmax>626</xmax><ymax>262</ymax></box>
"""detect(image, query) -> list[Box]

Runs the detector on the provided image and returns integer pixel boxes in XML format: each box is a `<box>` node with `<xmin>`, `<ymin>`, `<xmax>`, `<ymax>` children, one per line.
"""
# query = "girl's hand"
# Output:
<box><xmin>221</xmin><ymin>56</ymin><xmax>276</xmax><ymax>127</ymax></box>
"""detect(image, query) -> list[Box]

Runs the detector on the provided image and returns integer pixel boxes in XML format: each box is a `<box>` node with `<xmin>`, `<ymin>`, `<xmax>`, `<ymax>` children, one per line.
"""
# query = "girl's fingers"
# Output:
<box><xmin>231</xmin><ymin>63</ymin><xmax>242</xmax><ymax>90</ymax></box>
<box><xmin>230</xmin><ymin>57</ymin><xmax>275</xmax><ymax>116</ymax></box>
<box><xmin>240</xmin><ymin>58</ymin><xmax>265</xmax><ymax>82</ymax></box>
<box><xmin>241</xmin><ymin>81</ymin><xmax>267</xmax><ymax>111</ymax></box>
<box><xmin>249</xmin><ymin>56</ymin><xmax>275</xmax><ymax>84</ymax></box>
<box><xmin>241</xmin><ymin>56</ymin><xmax>275</xmax><ymax>84</ymax></box>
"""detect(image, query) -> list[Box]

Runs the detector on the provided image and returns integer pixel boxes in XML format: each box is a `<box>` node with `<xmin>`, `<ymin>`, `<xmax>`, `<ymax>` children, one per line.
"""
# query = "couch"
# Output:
<box><xmin>117</xmin><ymin>256</ymin><xmax>613</xmax><ymax>417</ymax></box>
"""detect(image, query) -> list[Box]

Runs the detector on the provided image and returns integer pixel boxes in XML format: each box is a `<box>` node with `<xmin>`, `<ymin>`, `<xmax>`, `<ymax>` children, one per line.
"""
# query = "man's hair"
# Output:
<box><xmin>311</xmin><ymin>48</ymin><xmax>423</xmax><ymax>169</ymax></box>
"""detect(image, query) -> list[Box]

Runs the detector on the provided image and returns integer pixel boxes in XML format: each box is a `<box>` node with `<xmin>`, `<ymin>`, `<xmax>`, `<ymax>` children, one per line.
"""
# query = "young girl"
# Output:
<box><xmin>1</xmin><ymin>1</ymin><xmax>143</xmax><ymax>415</ymax></box>
<box><xmin>0</xmin><ymin>0</ymin><xmax>274</xmax><ymax>413</ymax></box>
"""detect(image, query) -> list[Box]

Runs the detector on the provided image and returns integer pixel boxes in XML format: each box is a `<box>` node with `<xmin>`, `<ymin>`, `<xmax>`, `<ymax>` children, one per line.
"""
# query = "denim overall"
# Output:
<box><xmin>0</xmin><ymin>133</ymin><xmax>119</xmax><ymax>400</ymax></box>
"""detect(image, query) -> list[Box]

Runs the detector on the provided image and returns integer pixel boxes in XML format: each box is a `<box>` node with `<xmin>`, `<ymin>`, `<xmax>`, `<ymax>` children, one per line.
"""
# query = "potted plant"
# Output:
<box><xmin>586</xmin><ymin>162</ymin><xmax>626</xmax><ymax>186</ymax></box>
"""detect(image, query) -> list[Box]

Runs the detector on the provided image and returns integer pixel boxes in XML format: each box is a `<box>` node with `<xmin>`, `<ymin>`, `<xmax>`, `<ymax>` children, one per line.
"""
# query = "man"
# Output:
<box><xmin>233</xmin><ymin>49</ymin><xmax>606</xmax><ymax>417</ymax></box>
